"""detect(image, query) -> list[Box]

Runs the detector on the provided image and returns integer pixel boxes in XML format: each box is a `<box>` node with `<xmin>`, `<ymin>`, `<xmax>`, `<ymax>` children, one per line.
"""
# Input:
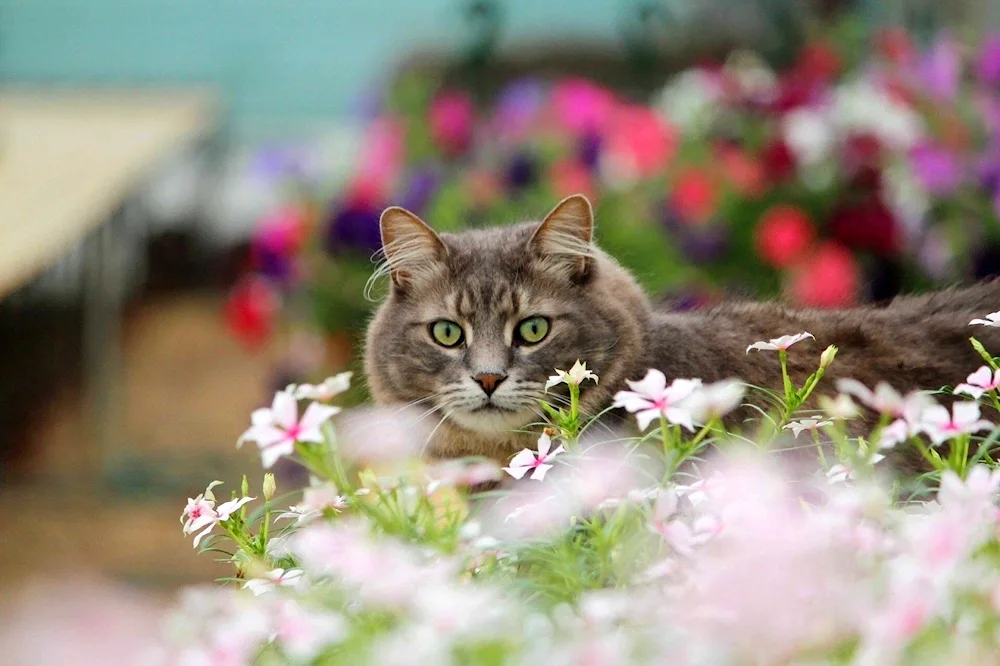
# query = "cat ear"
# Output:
<box><xmin>379</xmin><ymin>206</ymin><xmax>447</xmax><ymax>289</ymax></box>
<box><xmin>529</xmin><ymin>194</ymin><xmax>594</xmax><ymax>279</ymax></box>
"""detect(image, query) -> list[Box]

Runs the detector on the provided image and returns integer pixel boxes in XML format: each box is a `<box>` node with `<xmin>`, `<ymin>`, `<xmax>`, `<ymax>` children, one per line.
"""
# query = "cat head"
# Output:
<box><xmin>364</xmin><ymin>195</ymin><xmax>652</xmax><ymax>444</ymax></box>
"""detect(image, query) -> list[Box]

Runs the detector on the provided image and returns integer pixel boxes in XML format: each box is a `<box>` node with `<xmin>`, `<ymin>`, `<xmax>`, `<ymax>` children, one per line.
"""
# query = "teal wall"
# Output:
<box><xmin>0</xmin><ymin>0</ymin><xmax>643</xmax><ymax>135</ymax></box>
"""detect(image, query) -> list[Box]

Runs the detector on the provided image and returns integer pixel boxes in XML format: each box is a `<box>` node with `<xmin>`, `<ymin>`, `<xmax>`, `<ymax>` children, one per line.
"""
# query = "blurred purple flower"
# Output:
<box><xmin>493</xmin><ymin>78</ymin><xmax>545</xmax><ymax>140</ymax></box>
<box><xmin>918</xmin><ymin>36</ymin><xmax>961</xmax><ymax>101</ymax></box>
<box><xmin>255</xmin><ymin>247</ymin><xmax>296</xmax><ymax>283</ymax></box>
<box><xmin>977</xmin><ymin>34</ymin><xmax>1000</xmax><ymax>86</ymax></box>
<box><xmin>910</xmin><ymin>143</ymin><xmax>962</xmax><ymax>195</ymax></box>
<box><xmin>577</xmin><ymin>131</ymin><xmax>602</xmax><ymax>171</ymax></box>
<box><xmin>505</xmin><ymin>151</ymin><xmax>539</xmax><ymax>193</ymax></box>
<box><xmin>325</xmin><ymin>201</ymin><xmax>382</xmax><ymax>255</ymax></box>
<box><xmin>252</xmin><ymin>144</ymin><xmax>312</xmax><ymax>181</ymax></box>
<box><xmin>978</xmin><ymin>147</ymin><xmax>1000</xmax><ymax>192</ymax></box>
<box><xmin>680</xmin><ymin>223</ymin><xmax>730</xmax><ymax>263</ymax></box>
<box><xmin>400</xmin><ymin>167</ymin><xmax>440</xmax><ymax>215</ymax></box>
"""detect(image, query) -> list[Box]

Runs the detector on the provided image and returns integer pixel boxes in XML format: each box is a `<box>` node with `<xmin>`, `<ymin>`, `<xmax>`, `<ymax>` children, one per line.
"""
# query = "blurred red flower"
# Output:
<box><xmin>761</xmin><ymin>140</ymin><xmax>797</xmax><ymax>183</ymax></box>
<box><xmin>829</xmin><ymin>196</ymin><xmax>901</xmax><ymax>256</ymax></box>
<box><xmin>429</xmin><ymin>91</ymin><xmax>475</xmax><ymax>157</ymax></box>
<box><xmin>877</xmin><ymin>28</ymin><xmax>916</xmax><ymax>65</ymax></box>
<box><xmin>670</xmin><ymin>168</ymin><xmax>718</xmax><ymax>225</ymax></box>
<box><xmin>788</xmin><ymin>242</ymin><xmax>860</xmax><ymax>308</ymax></box>
<box><xmin>225</xmin><ymin>276</ymin><xmax>280</xmax><ymax>349</ymax></box>
<box><xmin>796</xmin><ymin>42</ymin><xmax>841</xmax><ymax>84</ymax></box>
<box><xmin>755</xmin><ymin>205</ymin><xmax>815</xmax><ymax>268</ymax></box>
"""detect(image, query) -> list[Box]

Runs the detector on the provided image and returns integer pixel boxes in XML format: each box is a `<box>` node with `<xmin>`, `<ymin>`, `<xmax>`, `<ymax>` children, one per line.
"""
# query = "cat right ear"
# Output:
<box><xmin>529</xmin><ymin>194</ymin><xmax>595</xmax><ymax>279</ymax></box>
<box><xmin>379</xmin><ymin>206</ymin><xmax>447</xmax><ymax>289</ymax></box>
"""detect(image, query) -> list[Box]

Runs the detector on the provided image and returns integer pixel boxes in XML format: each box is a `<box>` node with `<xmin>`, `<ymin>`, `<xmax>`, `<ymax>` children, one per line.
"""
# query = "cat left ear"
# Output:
<box><xmin>529</xmin><ymin>194</ymin><xmax>594</xmax><ymax>279</ymax></box>
<box><xmin>379</xmin><ymin>206</ymin><xmax>447</xmax><ymax>289</ymax></box>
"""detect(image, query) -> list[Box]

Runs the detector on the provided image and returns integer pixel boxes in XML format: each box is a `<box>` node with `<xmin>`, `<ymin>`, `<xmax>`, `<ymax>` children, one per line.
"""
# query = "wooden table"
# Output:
<box><xmin>0</xmin><ymin>88</ymin><xmax>217</xmax><ymax>480</ymax></box>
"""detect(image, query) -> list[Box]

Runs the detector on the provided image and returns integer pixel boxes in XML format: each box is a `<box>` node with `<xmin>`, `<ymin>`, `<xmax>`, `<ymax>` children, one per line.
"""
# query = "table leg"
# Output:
<box><xmin>82</xmin><ymin>210</ymin><xmax>125</xmax><ymax>481</ymax></box>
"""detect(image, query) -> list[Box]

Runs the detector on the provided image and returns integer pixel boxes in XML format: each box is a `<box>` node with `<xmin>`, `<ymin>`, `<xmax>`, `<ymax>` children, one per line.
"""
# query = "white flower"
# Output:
<box><xmin>502</xmin><ymin>433</ymin><xmax>566</xmax><ymax>481</ymax></box>
<box><xmin>918</xmin><ymin>402</ymin><xmax>994</xmax><ymax>445</ymax></box>
<box><xmin>826</xmin><ymin>464</ymin><xmax>854</xmax><ymax>485</ymax></box>
<box><xmin>746</xmin><ymin>332</ymin><xmax>815</xmax><ymax>353</ymax></box>
<box><xmin>277</xmin><ymin>478</ymin><xmax>348</xmax><ymax>525</ymax></box>
<box><xmin>955</xmin><ymin>366</ymin><xmax>1000</xmax><ymax>399</ymax></box>
<box><xmin>938</xmin><ymin>465</ymin><xmax>1000</xmax><ymax>511</ymax></box>
<box><xmin>819</xmin><ymin>393</ymin><xmax>860</xmax><ymax>420</ymax></box>
<box><xmin>243</xmin><ymin>568</ymin><xmax>305</xmax><ymax>596</ymax></box>
<box><xmin>544</xmin><ymin>360</ymin><xmax>599</xmax><ymax>391</ymax></box>
<box><xmin>836</xmin><ymin>379</ymin><xmax>905</xmax><ymax>417</ymax></box>
<box><xmin>971</xmin><ymin>312</ymin><xmax>1000</xmax><ymax>327</ymax></box>
<box><xmin>832</xmin><ymin>79</ymin><xmax>924</xmax><ymax>150</ymax></box>
<box><xmin>238</xmin><ymin>390</ymin><xmax>340</xmax><ymax>468</ymax></box>
<box><xmin>654</xmin><ymin>68</ymin><xmax>722</xmax><ymax>136</ymax></box>
<box><xmin>783</xmin><ymin>107</ymin><xmax>834</xmax><ymax>166</ymax></box>
<box><xmin>612</xmin><ymin>369</ymin><xmax>701</xmax><ymax>431</ymax></box>
<box><xmin>679</xmin><ymin>379</ymin><xmax>746</xmax><ymax>423</ymax></box>
<box><xmin>783</xmin><ymin>419</ymin><xmax>833</xmax><ymax>439</ymax></box>
<box><xmin>289</xmin><ymin>372</ymin><xmax>353</xmax><ymax>402</ymax></box>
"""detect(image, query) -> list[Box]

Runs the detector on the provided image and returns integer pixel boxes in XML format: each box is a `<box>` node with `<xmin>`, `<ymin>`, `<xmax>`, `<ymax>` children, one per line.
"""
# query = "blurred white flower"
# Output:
<box><xmin>679</xmin><ymin>379</ymin><xmax>745</xmax><ymax>423</ymax></box>
<box><xmin>955</xmin><ymin>366</ymin><xmax>1000</xmax><ymax>399</ymax></box>
<box><xmin>783</xmin><ymin>419</ymin><xmax>832</xmax><ymax>439</ymax></box>
<box><xmin>783</xmin><ymin>107</ymin><xmax>834</xmax><ymax>166</ymax></box>
<box><xmin>289</xmin><ymin>372</ymin><xmax>353</xmax><ymax>402</ymax></box>
<box><xmin>655</xmin><ymin>69</ymin><xmax>722</xmax><ymax>136</ymax></box>
<box><xmin>746</xmin><ymin>332</ymin><xmax>814</xmax><ymax>353</ymax></box>
<box><xmin>545</xmin><ymin>360</ymin><xmax>599</xmax><ymax>391</ymax></box>
<box><xmin>970</xmin><ymin>311</ymin><xmax>1000</xmax><ymax>327</ymax></box>
<box><xmin>243</xmin><ymin>568</ymin><xmax>305</xmax><ymax>596</ymax></box>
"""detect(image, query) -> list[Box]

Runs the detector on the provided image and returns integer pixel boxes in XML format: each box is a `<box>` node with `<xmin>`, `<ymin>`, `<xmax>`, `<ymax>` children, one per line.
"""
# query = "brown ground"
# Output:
<box><xmin>0</xmin><ymin>293</ymin><xmax>281</xmax><ymax>591</ymax></box>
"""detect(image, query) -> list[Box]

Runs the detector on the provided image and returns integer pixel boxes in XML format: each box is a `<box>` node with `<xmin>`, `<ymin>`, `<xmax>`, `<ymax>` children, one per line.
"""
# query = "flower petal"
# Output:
<box><xmin>530</xmin><ymin>463</ymin><xmax>554</xmax><ymax>481</ymax></box>
<box><xmin>299</xmin><ymin>402</ymin><xmax>340</xmax><ymax>431</ymax></box>
<box><xmin>271</xmin><ymin>391</ymin><xmax>299</xmax><ymax>430</ymax></box>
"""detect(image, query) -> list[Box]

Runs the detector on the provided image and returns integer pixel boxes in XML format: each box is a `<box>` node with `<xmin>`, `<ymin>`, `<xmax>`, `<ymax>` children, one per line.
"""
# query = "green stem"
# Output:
<box><xmin>779</xmin><ymin>350</ymin><xmax>794</xmax><ymax>415</ymax></box>
<box><xmin>811</xmin><ymin>429</ymin><xmax>828</xmax><ymax>467</ymax></box>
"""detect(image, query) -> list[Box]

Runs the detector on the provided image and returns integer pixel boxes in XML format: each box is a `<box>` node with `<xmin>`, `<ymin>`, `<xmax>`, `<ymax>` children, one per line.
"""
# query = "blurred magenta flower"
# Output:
<box><xmin>976</xmin><ymin>33</ymin><xmax>1000</xmax><ymax>85</ymax></box>
<box><xmin>429</xmin><ymin>90</ymin><xmax>475</xmax><ymax>157</ymax></box>
<box><xmin>917</xmin><ymin>36</ymin><xmax>961</xmax><ymax>101</ymax></box>
<box><xmin>492</xmin><ymin>78</ymin><xmax>545</xmax><ymax>141</ymax></box>
<box><xmin>550</xmin><ymin>78</ymin><xmax>616</xmax><ymax>136</ymax></box>
<box><xmin>910</xmin><ymin>142</ymin><xmax>962</xmax><ymax>195</ymax></box>
<box><xmin>550</xmin><ymin>159</ymin><xmax>594</xmax><ymax>200</ymax></box>
<box><xmin>251</xmin><ymin>206</ymin><xmax>306</xmax><ymax>283</ymax></box>
<box><xmin>788</xmin><ymin>241</ymin><xmax>859</xmax><ymax>308</ymax></box>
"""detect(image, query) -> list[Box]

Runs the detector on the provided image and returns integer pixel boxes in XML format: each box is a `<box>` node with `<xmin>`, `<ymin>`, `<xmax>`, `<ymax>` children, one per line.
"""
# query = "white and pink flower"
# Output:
<box><xmin>613</xmin><ymin>369</ymin><xmax>701</xmax><ymax>431</ymax></box>
<box><xmin>745</xmin><ymin>332</ymin><xmax>814</xmax><ymax>353</ymax></box>
<box><xmin>238</xmin><ymin>390</ymin><xmax>339</xmax><ymax>468</ymax></box>
<box><xmin>954</xmin><ymin>366</ymin><xmax>1000</xmax><ymax>399</ymax></box>
<box><xmin>502</xmin><ymin>433</ymin><xmax>565</xmax><ymax>481</ymax></box>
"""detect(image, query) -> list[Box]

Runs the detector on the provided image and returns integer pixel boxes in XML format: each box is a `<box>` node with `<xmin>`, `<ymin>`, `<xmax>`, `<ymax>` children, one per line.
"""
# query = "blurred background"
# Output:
<box><xmin>1</xmin><ymin>0</ymin><xmax>999</xmax><ymax>597</ymax></box>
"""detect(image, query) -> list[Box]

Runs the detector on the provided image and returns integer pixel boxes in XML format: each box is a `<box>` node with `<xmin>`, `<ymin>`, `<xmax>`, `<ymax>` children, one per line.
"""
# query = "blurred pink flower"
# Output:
<box><xmin>787</xmin><ymin>242</ymin><xmax>860</xmax><ymax>309</ymax></box>
<box><xmin>917</xmin><ymin>402</ymin><xmax>993</xmax><ymax>445</ymax></box>
<box><xmin>238</xmin><ymin>391</ymin><xmax>339</xmax><ymax>468</ymax></box>
<box><xmin>613</xmin><ymin>370</ymin><xmax>701</xmax><ymax>431</ymax></box>
<box><xmin>290</xmin><ymin>372</ymin><xmax>352</xmax><ymax>402</ymax></box>
<box><xmin>550</xmin><ymin>159</ymin><xmax>594</xmax><ymax>200</ymax></box>
<box><xmin>937</xmin><ymin>465</ymin><xmax>1000</xmax><ymax>520</ymax></box>
<box><xmin>503</xmin><ymin>433</ymin><xmax>565</xmax><ymax>481</ymax></box>
<box><xmin>910</xmin><ymin>143</ymin><xmax>962</xmax><ymax>195</ymax></box>
<box><xmin>783</xmin><ymin>418</ymin><xmax>832</xmax><ymax>439</ymax></box>
<box><xmin>335</xmin><ymin>406</ymin><xmax>431</xmax><ymax>465</ymax></box>
<box><xmin>954</xmin><ymin>366</ymin><xmax>1000</xmax><ymax>399</ymax></box>
<box><xmin>356</xmin><ymin>115</ymin><xmax>406</xmax><ymax>200</ymax></box>
<box><xmin>428</xmin><ymin>459</ymin><xmax>502</xmax><ymax>487</ymax></box>
<box><xmin>977</xmin><ymin>33</ymin><xmax>1000</xmax><ymax>85</ymax></box>
<box><xmin>273</xmin><ymin>600</ymin><xmax>347</xmax><ymax>662</ymax></box>
<box><xmin>429</xmin><ymin>91</ymin><xmax>474</xmax><ymax>157</ymax></box>
<box><xmin>550</xmin><ymin>78</ymin><xmax>617</xmax><ymax>135</ymax></box>
<box><xmin>278</xmin><ymin>477</ymin><xmax>347</xmax><ymax>525</ymax></box>
<box><xmin>604</xmin><ymin>104</ymin><xmax>677</xmax><ymax>178</ymax></box>
<box><xmin>678</xmin><ymin>379</ymin><xmax>745</xmax><ymax>423</ymax></box>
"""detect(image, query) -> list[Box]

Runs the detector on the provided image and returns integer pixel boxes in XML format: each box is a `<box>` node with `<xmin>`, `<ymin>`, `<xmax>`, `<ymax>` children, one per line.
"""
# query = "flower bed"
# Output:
<box><xmin>228</xmin><ymin>26</ymin><xmax>1000</xmax><ymax>395</ymax></box>
<box><xmin>152</xmin><ymin>311</ymin><xmax>1000</xmax><ymax>665</ymax></box>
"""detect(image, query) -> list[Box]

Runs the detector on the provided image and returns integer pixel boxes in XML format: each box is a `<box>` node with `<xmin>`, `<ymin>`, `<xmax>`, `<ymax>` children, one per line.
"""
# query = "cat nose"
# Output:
<box><xmin>473</xmin><ymin>373</ymin><xmax>507</xmax><ymax>397</ymax></box>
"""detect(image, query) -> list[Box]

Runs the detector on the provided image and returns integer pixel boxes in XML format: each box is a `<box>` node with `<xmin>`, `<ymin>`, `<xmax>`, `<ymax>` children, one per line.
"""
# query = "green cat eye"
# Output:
<box><xmin>516</xmin><ymin>316</ymin><xmax>550</xmax><ymax>345</ymax></box>
<box><xmin>430</xmin><ymin>320</ymin><xmax>464</xmax><ymax>347</ymax></box>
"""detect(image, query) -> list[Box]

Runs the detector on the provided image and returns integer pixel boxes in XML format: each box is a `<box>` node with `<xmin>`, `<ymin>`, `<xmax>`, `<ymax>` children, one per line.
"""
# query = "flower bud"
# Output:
<box><xmin>263</xmin><ymin>473</ymin><xmax>276</xmax><ymax>501</ymax></box>
<box><xmin>819</xmin><ymin>345</ymin><xmax>838</xmax><ymax>370</ymax></box>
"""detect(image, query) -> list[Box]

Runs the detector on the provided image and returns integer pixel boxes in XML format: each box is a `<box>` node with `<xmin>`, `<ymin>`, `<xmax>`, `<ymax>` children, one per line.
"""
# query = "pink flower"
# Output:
<box><xmin>242</xmin><ymin>568</ymin><xmax>305</xmax><ymax>596</ymax></box>
<box><xmin>918</xmin><ymin>402</ymin><xmax>994</xmax><ymax>445</ymax></box>
<box><xmin>955</xmin><ymin>366</ymin><xmax>1000</xmax><ymax>399</ymax></box>
<box><xmin>603</xmin><ymin>104</ymin><xmax>677</xmax><ymax>177</ymax></box>
<box><xmin>745</xmin><ymin>332</ymin><xmax>814</xmax><ymax>353</ymax></box>
<box><xmin>429</xmin><ymin>91</ymin><xmax>474</xmax><ymax>157</ymax></box>
<box><xmin>836</xmin><ymin>379</ymin><xmax>905</xmax><ymax>417</ymax></box>
<box><xmin>613</xmin><ymin>370</ymin><xmax>701</xmax><ymax>431</ymax></box>
<box><xmin>238</xmin><ymin>391</ymin><xmax>339</xmax><ymax>468</ymax></box>
<box><xmin>180</xmin><ymin>481</ymin><xmax>255</xmax><ymax>548</ymax></box>
<box><xmin>502</xmin><ymin>433</ymin><xmax>565</xmax><ymax>481</ymax></box>
<box><xmin>278</xmin><ymin>478</ymin><xmax>347</xmax><ymax>525</ymax></box>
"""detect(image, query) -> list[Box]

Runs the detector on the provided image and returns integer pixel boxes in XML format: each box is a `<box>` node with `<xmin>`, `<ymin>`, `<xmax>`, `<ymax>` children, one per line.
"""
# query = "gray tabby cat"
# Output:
<box><xmin>364</xmin><ymin>194</ymin><xmax>1000</xmax><ymax>463</ymax></box>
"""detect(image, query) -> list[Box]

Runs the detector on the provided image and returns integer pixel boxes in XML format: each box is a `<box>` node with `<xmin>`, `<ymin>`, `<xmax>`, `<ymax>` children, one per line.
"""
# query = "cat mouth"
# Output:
<box><xmin>470</xmin><ymin>403</ymin><xmax>516</xmax><ymax>413</ymax></box>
